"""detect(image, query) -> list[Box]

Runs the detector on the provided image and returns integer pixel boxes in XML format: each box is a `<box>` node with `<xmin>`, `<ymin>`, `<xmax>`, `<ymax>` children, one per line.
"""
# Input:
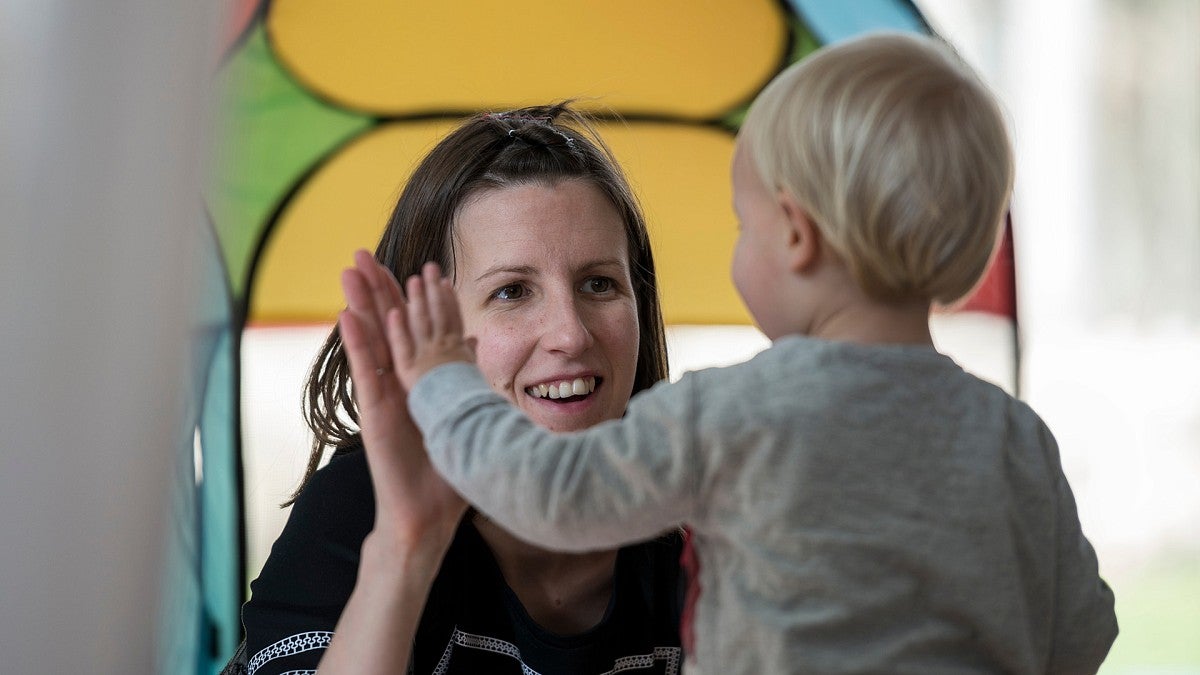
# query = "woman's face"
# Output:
<box><xmin>451</xmin><ymin>179</ymin><xmax>640</xmax><ymax>432</ymax></box>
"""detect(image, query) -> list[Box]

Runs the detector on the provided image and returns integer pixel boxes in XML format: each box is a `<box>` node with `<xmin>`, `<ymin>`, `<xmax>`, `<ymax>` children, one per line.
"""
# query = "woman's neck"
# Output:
<box><xmin>473</xmin><ymin>514</ymin><xmax>617</xmax><ymax>634</ymax></box>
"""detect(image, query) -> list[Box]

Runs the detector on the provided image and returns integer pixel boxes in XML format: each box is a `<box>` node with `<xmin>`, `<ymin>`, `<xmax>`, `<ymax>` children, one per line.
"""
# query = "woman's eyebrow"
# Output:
<box><xmin>474</xmin><ymin>264</ymin><xmax>537</xmax><ymax>284</ymax></box>
<box><xmin>474</xmin><ymin>258</ymin><xmax>627</xmax><ymax>284</ymax></box>
<box><xmin>580</xmin><ymin>257</ymin><xmax>628</xmax><ymax>272</ymax></box>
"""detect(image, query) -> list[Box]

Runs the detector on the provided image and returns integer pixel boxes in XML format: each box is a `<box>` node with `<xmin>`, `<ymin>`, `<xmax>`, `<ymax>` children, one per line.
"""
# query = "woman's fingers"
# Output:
<box><xmin>355</xmin><ymin>249</ymin><xmax>399</xmax><ymax>327</ymax></box>
<box><xmin>338</xmin><ymin>309</ymin><xmax>385</xmax><ymax>408</ymax></box>
<box><xmin>382</xmin><ymin>260</ymin><xmax>406</xmax><ymax>312</ymax></box>
<box><xmin>341</xmin><ymin>267</ymin><xmax>371</xmax><ymax>314</ymax></box>
<box><xmin>342</xmin><ymin>267</ymin><xmax>394</xmax><ymax>376</ymax></box>
<box><xmin>355</xmin><ymin>251</ymin><xmax>401</xmax><ymax>367</ymax></box>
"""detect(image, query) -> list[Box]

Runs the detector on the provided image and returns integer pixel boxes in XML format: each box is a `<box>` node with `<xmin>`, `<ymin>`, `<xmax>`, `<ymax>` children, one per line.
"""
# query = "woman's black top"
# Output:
<box><xmin>240</xmin><ymin>447</ymin><xmax>684</xmax><ymax>674</ymax></box>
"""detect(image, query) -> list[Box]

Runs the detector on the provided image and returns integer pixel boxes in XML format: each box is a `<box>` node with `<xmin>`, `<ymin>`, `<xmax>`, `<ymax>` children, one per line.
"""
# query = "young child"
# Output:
<box><xmin>359</xmin><ymin>32</ymin><xmax>1117</xmax><ymax>674</ymax></box>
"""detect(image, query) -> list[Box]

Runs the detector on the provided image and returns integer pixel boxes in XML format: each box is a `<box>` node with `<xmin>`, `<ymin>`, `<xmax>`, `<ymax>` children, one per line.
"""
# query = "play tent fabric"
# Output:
<box><xmin>183</xmin><ymin>0</ymin><xmax>1016</xmax><ymax>672</ymax></box>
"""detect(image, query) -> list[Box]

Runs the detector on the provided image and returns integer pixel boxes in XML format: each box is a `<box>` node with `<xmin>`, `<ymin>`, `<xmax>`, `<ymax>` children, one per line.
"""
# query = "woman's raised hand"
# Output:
<box><xmin>338</xmin><ymin>250</ymin><xmax>466</xmax><ymax>548</ymax></box>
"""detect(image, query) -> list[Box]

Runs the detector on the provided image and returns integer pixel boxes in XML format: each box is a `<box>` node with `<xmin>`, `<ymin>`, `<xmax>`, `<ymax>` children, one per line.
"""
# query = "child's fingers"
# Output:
<box><xmin>385</xmin><ymin>307</ymin><xmax>416</xmax><ymax>381</ymax></box>
<box><xmin>405</xmin><ymin>274</ymin><xmax>432</xmax><ymax>341</ymax></box>
<box><xmin>440</xmin><ymin>276</ymin><xmax>465</xmax><ymax>336</ymax></box>
<box><xmin>422</xmin><ymin>262</ymin><xmax>449</xmax><ymax>337</ymax></box>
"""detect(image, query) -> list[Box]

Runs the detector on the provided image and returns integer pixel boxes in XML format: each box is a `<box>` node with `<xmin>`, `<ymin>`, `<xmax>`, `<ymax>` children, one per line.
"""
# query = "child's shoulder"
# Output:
<box><xmin>675</xmin><ymin>336</ymin><xmax>964</xmax><ymax>409</ymax></box>
<box><xmin>676</xmin><ymin>334</ymin><xmax>962</xmax><ymax>386</ymax></box>
<box><xmin>759</xmin><ymin>335</ymin><xmax>960</xmax><ymax>373</ymax></box>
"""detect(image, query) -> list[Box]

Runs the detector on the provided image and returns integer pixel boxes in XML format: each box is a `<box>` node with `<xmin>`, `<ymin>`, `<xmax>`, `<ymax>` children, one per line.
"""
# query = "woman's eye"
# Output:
<box><xmin>493</xmin><ymin>284</ymin><xmax>525</xmax><ymax>300</ymax></box>
<box><xmin>582</xmin><ymin>277</ymin><xmax>614</xmax><ymax>294</ymax></box>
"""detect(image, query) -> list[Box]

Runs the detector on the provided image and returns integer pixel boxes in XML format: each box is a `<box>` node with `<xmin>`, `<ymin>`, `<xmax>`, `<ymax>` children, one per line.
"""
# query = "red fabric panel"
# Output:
<box><xmin>958</xmin><ymin>214</ymin><xmax>1017</xmax><ymax>320</ymax></box>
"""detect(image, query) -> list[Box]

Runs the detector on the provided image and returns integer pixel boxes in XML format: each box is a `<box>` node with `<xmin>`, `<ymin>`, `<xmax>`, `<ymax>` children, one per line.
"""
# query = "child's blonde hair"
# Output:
<box><xmin>741</xmin><ymin>32</ymin><xmax>1014</xmax><ymax>305</ymax></box>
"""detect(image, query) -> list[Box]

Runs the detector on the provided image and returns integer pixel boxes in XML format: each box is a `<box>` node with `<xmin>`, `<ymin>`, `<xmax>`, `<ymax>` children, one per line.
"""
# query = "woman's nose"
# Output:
<box><xmin>538</xmin><ymin>298</ymin><xmax>594</xmax><ymax>356</ymax></box>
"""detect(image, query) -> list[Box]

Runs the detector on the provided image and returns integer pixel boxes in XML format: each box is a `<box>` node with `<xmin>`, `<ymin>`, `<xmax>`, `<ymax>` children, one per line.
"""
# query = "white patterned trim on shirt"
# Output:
<box><xmin>247</xmin><ymin>631</ymin><xmax>333</xmax><ymax>675</ymax></box>
<box><xmin>433</xmin><ymin>628</ymin><xmax>530</xmax><ymax>675</ymax></box>
<box><xmin>432</xmin><ymin>627</ymin><xmax>680</xmax><ymax>675</ymax></box>
<box><xmin>601</xmin><ymin>646</ymin><xmax>682</xmax><ymax>675</ymax></box>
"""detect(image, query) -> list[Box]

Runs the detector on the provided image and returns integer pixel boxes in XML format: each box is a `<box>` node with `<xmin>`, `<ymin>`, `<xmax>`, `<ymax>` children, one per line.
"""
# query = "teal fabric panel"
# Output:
<box><xmin>159</xmin><ymin>216</ymin><xmax>243</xmax><ymax>674</ymax></box>
<box><xmin>159</xmin><ymin>376</ymin><xmax>202</xmax><ymax>673</ymax></box>
<box><xmin>199</xmin><ymin>326</ymin><xmax>242</xmax><ymax>674</ymax></box>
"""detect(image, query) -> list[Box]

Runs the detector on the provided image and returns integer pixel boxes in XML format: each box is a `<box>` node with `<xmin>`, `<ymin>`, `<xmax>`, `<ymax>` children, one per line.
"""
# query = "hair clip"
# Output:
<box><xmin>487</xmin><ymin>111</ymin><xmax>553</xmax><ymax>124</ymax></box>
<box><xmin>499</xmin><ymin>118</ymin><xmax>576</xmax><ymax>150</ymax></box>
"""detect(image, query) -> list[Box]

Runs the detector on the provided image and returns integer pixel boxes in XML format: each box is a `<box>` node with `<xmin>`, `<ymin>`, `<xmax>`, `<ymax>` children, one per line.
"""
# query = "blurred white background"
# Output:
<box><xmin>922</xmin><ymin>1</ymin><xmax>1200</xmax><ymax>669</ymax></box>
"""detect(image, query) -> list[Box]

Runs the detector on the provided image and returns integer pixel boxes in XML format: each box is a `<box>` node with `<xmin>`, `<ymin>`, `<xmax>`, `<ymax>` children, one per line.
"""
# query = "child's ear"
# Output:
<box><xmin>778</xmin><ymin>190</ymin><xmax>821</xmax><ymax>274</ymax></box>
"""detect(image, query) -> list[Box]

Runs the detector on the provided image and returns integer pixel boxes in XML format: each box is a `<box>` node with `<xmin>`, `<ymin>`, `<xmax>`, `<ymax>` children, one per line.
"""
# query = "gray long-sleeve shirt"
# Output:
<box><xmin>409</xmin><ymin>335</ymin><xmax>1117</xmax><ymax>674</ymax></box>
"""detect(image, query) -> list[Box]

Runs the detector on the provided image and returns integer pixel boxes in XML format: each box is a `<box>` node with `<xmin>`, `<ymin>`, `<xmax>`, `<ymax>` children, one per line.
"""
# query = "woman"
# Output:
<box><xmin>235</xmin><ymin>104</ymin><xmax>684</xmax><ymax>674</ymax></box>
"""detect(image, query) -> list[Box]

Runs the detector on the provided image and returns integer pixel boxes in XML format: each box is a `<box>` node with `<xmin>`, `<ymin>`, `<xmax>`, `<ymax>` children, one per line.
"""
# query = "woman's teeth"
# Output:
<box><xmin>525</xmin><ymin>377</ymin><xmax>596</xmax><ymax>399</ymax></box>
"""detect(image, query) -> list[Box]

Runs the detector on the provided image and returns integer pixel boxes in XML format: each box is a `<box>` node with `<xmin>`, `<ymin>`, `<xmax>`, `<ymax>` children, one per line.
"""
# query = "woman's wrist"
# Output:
<box><xmin>360</xmin><ymin>525</ymin><xmax>453</xmax><ymax>586</ymax></box>
<box><xmin>320</xmin><ymin>528</ymin><xmax>451</xmax><ymax>674</ymax></box>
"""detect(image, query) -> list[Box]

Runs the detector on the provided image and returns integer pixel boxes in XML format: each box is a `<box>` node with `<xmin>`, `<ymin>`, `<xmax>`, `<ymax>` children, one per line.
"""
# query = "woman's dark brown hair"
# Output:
<box><xmin>287</xmin><ymin>102</ymin><xmax>669</xmax><ymax>504</ymax></box>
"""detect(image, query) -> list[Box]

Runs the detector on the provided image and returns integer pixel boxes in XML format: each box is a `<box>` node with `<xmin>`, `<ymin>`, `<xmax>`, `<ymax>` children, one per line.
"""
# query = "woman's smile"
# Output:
<box><xmin>524</xmin><ymin>375</ymin><xmax>599</xmax><ymax>400</ymax></box>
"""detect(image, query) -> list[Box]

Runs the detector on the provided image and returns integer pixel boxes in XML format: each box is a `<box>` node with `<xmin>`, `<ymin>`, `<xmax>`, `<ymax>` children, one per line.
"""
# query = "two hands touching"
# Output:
<box><xmin>337</xmin><ymin>249</ymin><xmax>473</xmax><ymax>547</ymax></box>
<box><xmin>342</xmin><ymin>249</ymin><xmax>474</xmax><ymax>395</ymax></box>
<box><xmin>319</xmin><ymin>250</ymin><xmax>474</xmax><ymax>673</ymax></box>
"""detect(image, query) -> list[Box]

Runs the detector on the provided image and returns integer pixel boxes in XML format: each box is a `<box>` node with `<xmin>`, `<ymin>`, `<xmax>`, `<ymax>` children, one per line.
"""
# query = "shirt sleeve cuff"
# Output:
<box><xmin>407</xmin><ymin>361</ymin><xmax>495</xmax><ymax>433</ymax></box>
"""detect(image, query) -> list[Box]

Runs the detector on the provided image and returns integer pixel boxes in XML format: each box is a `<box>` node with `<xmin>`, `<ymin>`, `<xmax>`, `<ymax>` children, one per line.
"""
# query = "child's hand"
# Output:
<box><xmin>386</xmin><ymin>261</ymin><xmax>475</xmax><ymax>392</ymax></box>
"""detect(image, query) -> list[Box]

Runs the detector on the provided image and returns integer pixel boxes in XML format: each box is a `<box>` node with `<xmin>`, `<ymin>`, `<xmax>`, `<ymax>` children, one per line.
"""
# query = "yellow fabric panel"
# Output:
<box><xmin>251</xmin><ymin>120</ymin><xmax>750</xmax><ymax>325</ymax></box>
<box><xmin>251</xmin><ymin>120</ymin><xmax>460</xmax><ymax>323</ymax></box>
<box><xmin>267</xmin><ymin>0</ymin><xmax>787</xmax><ymax>119</ymax></box>
<box><xmin>602</xmin><ymin>123</ymin><xmax>750</xmax><ymax>325</ymax></box>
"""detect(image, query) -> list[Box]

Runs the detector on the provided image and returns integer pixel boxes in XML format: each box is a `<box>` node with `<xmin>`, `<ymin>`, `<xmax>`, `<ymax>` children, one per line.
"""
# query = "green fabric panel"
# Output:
<box><xmin>787</xmin><ymin>15</ymin><xmax>823</xmax><ymax>66</ymax></box>
<box><xmin>206</xmin><ymin>23</ymin><xmax>372</xmax><ymax>299</ymax></box>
